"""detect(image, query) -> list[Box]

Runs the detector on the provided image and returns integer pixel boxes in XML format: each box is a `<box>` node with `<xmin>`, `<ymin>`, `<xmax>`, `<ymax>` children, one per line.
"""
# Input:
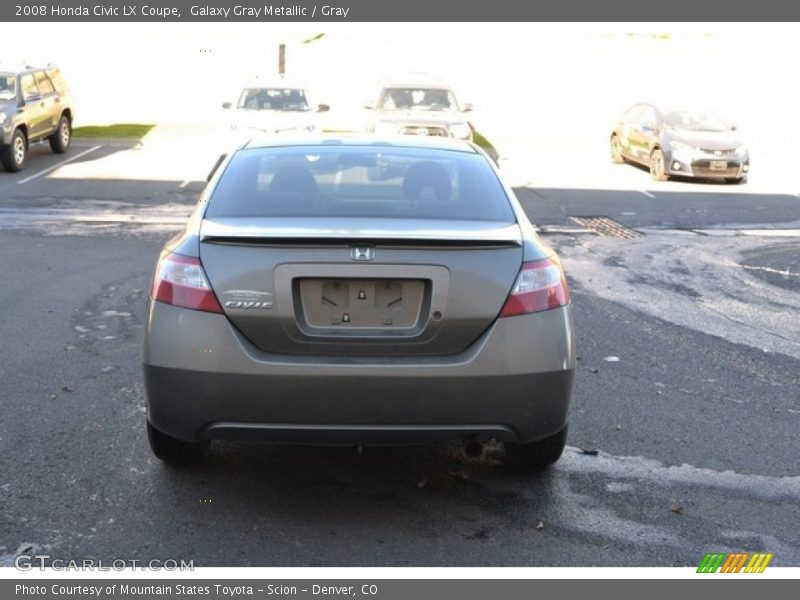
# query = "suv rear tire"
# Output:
<box><xmin>147</xmin><ymin>421</ymin><xmax>210</xmax><ymax>465</ymax></box>
<box><xmin>49</xmin><ymin>115</ymin><xmax>71</xmax><ymax>154</ymax></box>
<box><xmin>504</xmin><ymin>425</ymin><xmax>568</xmax><ymax>470</ymax></box>
<box><xmin>1</xmin><ymin>129</ymin><xmax>27</xmax><ymax>172</ymax></box>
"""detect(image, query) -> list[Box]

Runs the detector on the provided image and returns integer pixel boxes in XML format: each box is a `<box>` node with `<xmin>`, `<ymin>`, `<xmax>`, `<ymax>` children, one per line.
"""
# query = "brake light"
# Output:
<box><xmin>151</xmin><ymin>253</ymin><xmax>222</xmax><ymax>313</ymax></box>
<box><xmin>499</xmin><ymin>257</ymin><xmax>570</xmax><ymax>317</ymax></box>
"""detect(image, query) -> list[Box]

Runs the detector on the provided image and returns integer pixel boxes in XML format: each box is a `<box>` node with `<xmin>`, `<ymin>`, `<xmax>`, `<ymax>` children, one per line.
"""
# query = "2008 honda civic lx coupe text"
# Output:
<box><xmin>143</xmin><ymin>136</ymin><xmax>575</xmax><ymax>469</ymax></box>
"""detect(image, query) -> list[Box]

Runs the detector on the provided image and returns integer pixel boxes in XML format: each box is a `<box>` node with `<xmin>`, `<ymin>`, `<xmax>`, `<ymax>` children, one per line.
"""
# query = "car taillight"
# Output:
<box><xmin>499</xmin><ymin>257</ymin><xmax>570</xmax><ymax>317</ymax></box>
<box><xmin>151</xmin><ymin>253</ymin><xmax>222</xmax><ymax>313</ymax></box>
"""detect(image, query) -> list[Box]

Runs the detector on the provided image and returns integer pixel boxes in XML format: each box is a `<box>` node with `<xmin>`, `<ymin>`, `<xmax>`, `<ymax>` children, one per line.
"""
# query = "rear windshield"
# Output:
<box><xmin>206</xmin><ymin>146</ymin><xmax>515</xmax><ymax>222</ymax></box>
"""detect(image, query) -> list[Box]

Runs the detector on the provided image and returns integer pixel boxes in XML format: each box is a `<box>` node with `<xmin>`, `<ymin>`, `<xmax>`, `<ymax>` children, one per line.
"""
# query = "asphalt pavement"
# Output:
<box><xmin>0</xmin><ymin>141</ymin><xmax>798</xmax><ymax>567</ymax></box>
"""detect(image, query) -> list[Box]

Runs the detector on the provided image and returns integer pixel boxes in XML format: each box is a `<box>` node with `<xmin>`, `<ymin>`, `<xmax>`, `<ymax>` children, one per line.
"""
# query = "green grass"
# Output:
<box><xmin>72</xmin><ymin>123</ymin><xmax>156</xmax><ymax>139</ymax></box>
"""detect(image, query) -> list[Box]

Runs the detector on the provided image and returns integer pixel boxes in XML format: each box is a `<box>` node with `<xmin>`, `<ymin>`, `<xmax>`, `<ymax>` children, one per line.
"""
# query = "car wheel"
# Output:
<box><xmin>504</xmin><ymin>425</ymin><xmax>568</xmax><ymax>470</ymax></box>
<box><xmin>1</xmin><ymin>129</ymin><xmax>28</xmax><ymax>172</ymax></box>
<box><xmin>49</xmin><ymin>115</ymin><xmax>71</xmax><ymax>154</ymax></box>
<box><xmin>610</xmin><ymin>136</ymin><xmax>624</xmax><ymax>164</ymax></box>
<box><xmin>147</xmin><ymin>420</ymin><xmax>210</xmax><ymax>464</ymax></box>
<box><xmin>649</xmin><ymin>148</ymin><xmax>668</xmax><ymax>181</ymax></box>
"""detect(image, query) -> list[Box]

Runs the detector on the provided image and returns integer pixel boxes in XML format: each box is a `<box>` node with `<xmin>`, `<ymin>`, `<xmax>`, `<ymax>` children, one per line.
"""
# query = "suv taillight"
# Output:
<box><xmin>151</xmin><ymin>253</ymin><xmax>222</xmax><ymax>313</ymax></box>
<box><xmin>499</xmin><ymin>257</ymin><xmax>570</xmax><ymax>317</ymax></box>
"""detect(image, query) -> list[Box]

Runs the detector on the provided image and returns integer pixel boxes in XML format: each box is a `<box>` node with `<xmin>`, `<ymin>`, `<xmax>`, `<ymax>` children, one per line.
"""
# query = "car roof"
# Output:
<box><xmin>380</xmin><ymin>81</ymin><xmax>455</xmax><ymax>90</ymax></box>
<box><xmin>0</xmin><ymin>64</ymin><xmax>57</xmax><ymax>74</ymax></box>
<box><xmin>241</xmin><ymin>78</ymin><xmax>308</xmax><ymax>90</ymax></box>
<box><xmin>243</xmin><ymin>135</ymin><xmax>479</xmax><ymax>154</ymax></box>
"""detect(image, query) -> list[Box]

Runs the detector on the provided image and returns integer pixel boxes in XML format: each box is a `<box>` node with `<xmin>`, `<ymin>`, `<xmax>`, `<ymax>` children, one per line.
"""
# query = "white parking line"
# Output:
<box><xmin>16</xmin><ymin>145</ymin><xmax>102</xmax><ymax>185</ymax></box>
<box><xmin>638</xmin><ymin>190</ymin><xmax>656</xmax><ymax>198</ymax></box>
<box><xmin>179</xmin><ymin>180</ymin><xmax>191</xmax><ymax>188</ymax></box>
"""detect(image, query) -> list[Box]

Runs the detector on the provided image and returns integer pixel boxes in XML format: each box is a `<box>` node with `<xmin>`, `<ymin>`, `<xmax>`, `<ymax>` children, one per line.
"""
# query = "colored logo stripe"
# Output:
<box><xmin>720</xmin><ymin>553</ymin><xmax>749</xmax><ymax>573</ymax></box>
<box><xmin>697</xmin><ymin>552</ymin><xmax>773</xmax><ymax>573</ymax></box>
<box><xmin>697</xmin><ymin>553</ymin><xmax>726</xmax><ymax>573</ymax></box>
<box><xmin>745</xmin><ymin>553</ymin><xmax>773</xmax><ymax>573</ymax></box>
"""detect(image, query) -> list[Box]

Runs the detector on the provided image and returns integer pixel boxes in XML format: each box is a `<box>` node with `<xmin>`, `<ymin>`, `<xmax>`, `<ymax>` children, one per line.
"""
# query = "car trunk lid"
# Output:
<box><xmin>199</xmin><ymin>217</ymin><xmax>523</xmax><ymax>356</ymax></box>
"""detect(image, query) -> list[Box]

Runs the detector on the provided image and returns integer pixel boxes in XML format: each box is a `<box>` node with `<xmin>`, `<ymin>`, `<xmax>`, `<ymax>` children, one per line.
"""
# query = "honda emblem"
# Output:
<box><xmin>351</xmin><ymin>245</ymin><xmax>375</xmax><ymax>261</ymax></box>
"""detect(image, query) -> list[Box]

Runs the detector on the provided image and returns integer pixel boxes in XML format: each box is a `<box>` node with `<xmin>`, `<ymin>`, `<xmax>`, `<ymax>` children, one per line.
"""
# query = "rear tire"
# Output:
<box><xmin>147</xmin><ymin>421</ymin><xmax>209</xmax><ymax>464</ymax></box>
<box><xmin>49</xmin><ymin>115</ymin><xmax>71</xmax><ymax>154</ymax></box>
<box><xmin>504</xmin><ymin>425</ymin><xmax>568</xmax><ymax>470</ymax></box>
<box><xmin>649</xmin><ymin>148</ymin><xmax>668</xmax><ymax>181</ymax></box>
<box><xmin>1</xmin><ymin>129</ymin><xmax>27</xmax><ymax>172</ymax></box>
<box><xmin>610</xmin><ymin>136</ymin><xmax>624</xmax><ymax>164</ymax></box>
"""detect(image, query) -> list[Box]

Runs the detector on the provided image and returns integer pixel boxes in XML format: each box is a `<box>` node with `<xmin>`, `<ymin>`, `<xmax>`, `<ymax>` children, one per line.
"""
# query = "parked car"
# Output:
<box><xmin>366</xmin><ymin>79</ymin><xmax>474</xmax><ymax>140</ymax></box>
<box><xmin>0</xmin><ymin>64</ymin><xmax>74</xmax><ymax>172</ymax></box>
<box><xmin>222</xmin><ymin>80</ymin><xmax>329</xmax><ymax>136</ymax></box>
<box><xmin>610</xmin><ymin>103</ymin><xmax>749</xmax><ymax>183</ymax></box>
<box><xmin>144</xmin><ymin>136</ymin><xmax>575</xmax><ymax>469</ymax></box>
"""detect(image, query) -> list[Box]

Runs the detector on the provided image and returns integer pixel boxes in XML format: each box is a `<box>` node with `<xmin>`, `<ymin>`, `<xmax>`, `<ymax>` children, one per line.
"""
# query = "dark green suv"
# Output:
<box><xmin>0</xmin><ymin>65</ymin><xmax>74</xmax><ymax>172</ymax></box>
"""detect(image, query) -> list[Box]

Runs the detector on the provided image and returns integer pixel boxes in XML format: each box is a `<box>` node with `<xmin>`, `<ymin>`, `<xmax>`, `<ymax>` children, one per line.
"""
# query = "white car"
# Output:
<box><xmin>223</xmin><ymin>81</ymin><xmax>329</xmax><ymax>136</ymax></box>
<box><xmin>366</xmin><ymin>79</ymin><xmax>473</xmax><ymax>141</ymax></box>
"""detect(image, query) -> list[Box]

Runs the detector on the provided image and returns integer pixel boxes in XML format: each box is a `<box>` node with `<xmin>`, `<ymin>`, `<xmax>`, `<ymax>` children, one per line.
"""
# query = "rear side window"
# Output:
<box><xmin>35</xmin><ymin>71</ymin><xmax>54</xmax><ymax>95</ymax></box>
<box><xmin>46</xmin><ymin>69</ymin><xmax>66</xmax><ymax>93</ymax></box>
<box><xmin>206</xmin><ymin>146</ymin><xmax>515</xmax><ymax>222</ymax></box>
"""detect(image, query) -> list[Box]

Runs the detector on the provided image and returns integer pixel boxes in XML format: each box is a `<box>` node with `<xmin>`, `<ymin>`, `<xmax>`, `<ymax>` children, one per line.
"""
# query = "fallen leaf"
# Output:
<box><xmin>62</xmin><ymin>386</ymin><xmax>73</xmax><ymax>393</ymax></box>
<box><xmin>670</xmin><ymin>506</ymin><xmax>684</xmax><ymax>514</ymax></box>
<box><xmin>580</xmin><ymin>448</ymin><xmax>599</xmax><ymax>456</ymax></box>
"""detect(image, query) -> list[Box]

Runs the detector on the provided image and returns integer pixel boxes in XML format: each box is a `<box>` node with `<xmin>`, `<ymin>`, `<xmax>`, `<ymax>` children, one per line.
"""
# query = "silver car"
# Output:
<box><xmin>366</xmin><ymin>80</ymin><xmax>473</xmax><ymax>140</ymax></box>
<box><xmin>143</xmin><ymin>137</ymin><xmax>575</xmax><ymax>469</ymax></box>
<box><xmin>222</xmin><ymin>80</ymin><xmax>330</xmax><ymax>137</ymax></box>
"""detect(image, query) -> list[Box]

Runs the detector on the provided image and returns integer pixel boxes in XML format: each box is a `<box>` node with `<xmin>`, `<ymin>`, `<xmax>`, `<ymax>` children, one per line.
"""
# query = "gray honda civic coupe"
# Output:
<box><xmin>143</xmin><ymin>136</ymin><xmax>575</xmax><ymax>469</ymax></box>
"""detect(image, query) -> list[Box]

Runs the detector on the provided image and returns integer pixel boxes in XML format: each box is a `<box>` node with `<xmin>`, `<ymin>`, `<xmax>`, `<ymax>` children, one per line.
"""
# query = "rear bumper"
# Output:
<box><xmin>143</xmin><ymin>301</ymin><xmax>576</xmax><ymax>444</ymax></box>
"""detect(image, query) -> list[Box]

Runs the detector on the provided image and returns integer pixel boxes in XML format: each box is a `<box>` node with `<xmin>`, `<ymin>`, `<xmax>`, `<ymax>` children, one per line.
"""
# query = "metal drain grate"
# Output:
<box><xmin>570</xmin><ymin>217</ymin><xmax>643</xmax><ymax>239</ymax></box>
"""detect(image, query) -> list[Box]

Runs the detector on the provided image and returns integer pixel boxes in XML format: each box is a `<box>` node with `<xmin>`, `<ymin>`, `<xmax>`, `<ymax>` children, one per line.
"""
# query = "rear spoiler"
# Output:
<box><xmin>200</xmin><ymin>218</ymin><xmax>522</xmax><ymax>247</ymax></box>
